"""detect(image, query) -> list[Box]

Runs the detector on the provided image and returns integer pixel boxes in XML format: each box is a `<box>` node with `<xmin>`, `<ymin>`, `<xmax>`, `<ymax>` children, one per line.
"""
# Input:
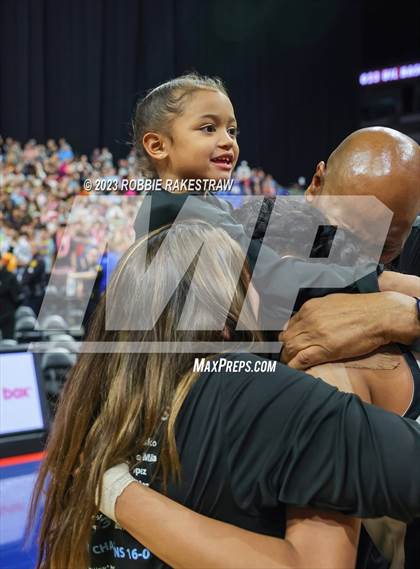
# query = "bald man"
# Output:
<box><xmin>281</xmin><ymin>128</ymin><xmax>420</xmax><ymax>569</ymax></box>
<box><xmin>306</xmin><ymin>126</ymin><xmax>420</xmax><ymax>265</ymax></box>
<box><xmin>281</xmin><ymin>127</ymin><xmax>420</xmax><ymax>369</ymax></box>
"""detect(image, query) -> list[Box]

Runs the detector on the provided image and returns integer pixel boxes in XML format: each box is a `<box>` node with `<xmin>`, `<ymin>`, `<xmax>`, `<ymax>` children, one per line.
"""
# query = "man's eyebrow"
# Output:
<box><xmin>198</xmin><ymin>113</ymin><xmax>237</xmax><ymax>123</ymax></box>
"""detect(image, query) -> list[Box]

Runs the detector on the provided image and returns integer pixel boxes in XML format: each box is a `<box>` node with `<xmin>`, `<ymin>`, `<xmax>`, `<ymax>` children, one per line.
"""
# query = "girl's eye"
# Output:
<box><xmin>200</xmin><ymin>124</ymin><xmax>216</xmax><ymax>133</ymax></box>
<box><xmin>200</xmin><ymin>124</ymin><xmax>240</xmax><ymax>137</ymax></box>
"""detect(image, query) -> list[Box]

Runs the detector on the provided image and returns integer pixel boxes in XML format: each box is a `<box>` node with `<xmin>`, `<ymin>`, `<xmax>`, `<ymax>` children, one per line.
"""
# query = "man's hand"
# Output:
<box><xmin>280</xmin><ymin>292</ymin><xmax>420</xmax><ymax>369</ymax></box>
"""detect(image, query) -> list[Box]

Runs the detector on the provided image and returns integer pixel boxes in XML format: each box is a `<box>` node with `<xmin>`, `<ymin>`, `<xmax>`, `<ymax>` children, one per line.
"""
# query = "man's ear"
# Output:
<box><xmin>142</xmin><ymin>132</ymin><xmax>168</xmax><ymax>162</ymax></box>
<box><xmin>305</xmin><ymin>161</ymin><xmax>326</xmax><ymax>203</ymax></box>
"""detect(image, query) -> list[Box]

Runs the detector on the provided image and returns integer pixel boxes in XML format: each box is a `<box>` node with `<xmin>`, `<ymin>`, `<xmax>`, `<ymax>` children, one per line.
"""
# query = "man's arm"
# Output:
<box><xmin>280</xmin><ymin>292</ymin><xmax>420</xmax><ymax>369</ymax></box>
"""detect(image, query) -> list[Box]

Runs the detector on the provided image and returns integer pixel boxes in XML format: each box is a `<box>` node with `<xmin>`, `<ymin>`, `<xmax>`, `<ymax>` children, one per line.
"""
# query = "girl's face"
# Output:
<box><xmin>159</xmin><ymin>89</ymin><xmax>240</xmax><ymax>181</ymax></box>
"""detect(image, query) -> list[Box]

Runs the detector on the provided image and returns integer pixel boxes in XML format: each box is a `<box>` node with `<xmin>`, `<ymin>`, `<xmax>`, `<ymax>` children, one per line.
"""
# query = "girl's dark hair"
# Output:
<box><xmin>132</xmin><ymin>73</ymin><xmax>228</xmax><ymax>178</ymax></box>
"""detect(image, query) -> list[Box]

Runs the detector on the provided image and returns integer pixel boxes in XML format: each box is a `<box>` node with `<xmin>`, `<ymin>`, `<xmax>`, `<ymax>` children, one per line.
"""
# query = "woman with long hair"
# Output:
<box><xmin>31</xmin><ymin>220</ymin><xmax>420</xmax><ymax>569</ymax></box>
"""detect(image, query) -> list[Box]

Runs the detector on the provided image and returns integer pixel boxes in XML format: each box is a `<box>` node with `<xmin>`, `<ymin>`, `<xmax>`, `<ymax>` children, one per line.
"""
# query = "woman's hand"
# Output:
<box><xmin>379</xmin><ymin>270</ymin><xmax>420</xmax><ymax>296</ymax></box>
<box><xmin>96</xmin><ymin>462</ymin><xmax>137</xmax><ymax>522</ymax></box>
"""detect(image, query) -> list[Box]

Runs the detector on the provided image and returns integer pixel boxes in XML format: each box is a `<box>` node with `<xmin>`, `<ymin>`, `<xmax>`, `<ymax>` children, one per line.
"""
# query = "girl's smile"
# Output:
<box><xmin>210</xmin><ymin>151</ymin><xmax>235</xmax><ymax>171</ymax></box>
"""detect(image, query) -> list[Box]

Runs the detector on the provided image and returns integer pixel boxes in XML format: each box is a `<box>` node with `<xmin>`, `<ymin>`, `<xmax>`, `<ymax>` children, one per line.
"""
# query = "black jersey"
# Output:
<box><xmin>91</xmin><ymin>353</ymin><xmax>420</xmax><ymax>569</ymax></box>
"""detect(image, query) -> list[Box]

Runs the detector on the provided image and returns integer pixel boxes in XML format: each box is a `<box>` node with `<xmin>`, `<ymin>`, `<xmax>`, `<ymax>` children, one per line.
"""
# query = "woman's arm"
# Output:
<box><xmin>110</xmin><ymin>475</ymin><xmax>358</xmax><ymax>569</ymax></box>
<box><xmin>286</xmin><ymin>507</ymin><xmax>359</xmax><ymax>569</ymax></box>
<box><xmin>115</xmin><ymin>480</ymin><xmax>291</xmax><ymax>569</ymax></box>
<box><xmin>379</xmin><ymin>271</ymin><xmax>420</xmax><ymax>297</ymax></box>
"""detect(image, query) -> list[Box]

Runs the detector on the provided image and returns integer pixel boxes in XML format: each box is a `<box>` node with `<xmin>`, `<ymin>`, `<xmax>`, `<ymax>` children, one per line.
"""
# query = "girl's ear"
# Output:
<box><xmin>142</xmin><ymin>132</ymin><xmax>168</xmax><ymax>162</ymax></box>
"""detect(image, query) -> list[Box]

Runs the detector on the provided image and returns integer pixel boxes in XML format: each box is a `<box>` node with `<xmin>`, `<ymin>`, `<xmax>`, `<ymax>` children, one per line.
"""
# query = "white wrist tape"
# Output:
<box><xmin>97</xmin><ymin>462</ymin><xmax>136</xmax><ymax>522</ymax></box>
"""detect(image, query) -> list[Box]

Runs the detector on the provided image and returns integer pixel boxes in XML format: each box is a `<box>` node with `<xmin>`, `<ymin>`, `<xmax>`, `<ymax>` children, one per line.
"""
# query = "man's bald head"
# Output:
<box><xmin>306</xmin><ymin>127</ymin><xmax>420</xmax><ymax>263</ymax></box>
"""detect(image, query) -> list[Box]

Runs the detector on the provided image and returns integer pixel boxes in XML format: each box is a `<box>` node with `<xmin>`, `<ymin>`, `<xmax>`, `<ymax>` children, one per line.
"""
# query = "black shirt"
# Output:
<box><xmin>90</xmin><ymin>353</ymin><xmax>420</xmax><ymax>569</ymax></box>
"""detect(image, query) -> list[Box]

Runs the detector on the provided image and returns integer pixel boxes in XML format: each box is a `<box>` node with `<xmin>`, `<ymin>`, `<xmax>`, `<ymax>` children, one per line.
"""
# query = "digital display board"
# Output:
<box><xmin>0</xmin><ymin>352</ymin><xmax>46</xmax><ymax>436</ymax></box>
<box><xmin>359</xmin><ymin>62</ymin><xmax>420</xmax><ymax>86</ymax></box>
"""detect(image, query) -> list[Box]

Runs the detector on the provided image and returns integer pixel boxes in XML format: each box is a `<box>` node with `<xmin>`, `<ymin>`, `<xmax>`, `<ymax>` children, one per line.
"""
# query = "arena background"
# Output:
<box><xmin>1</xmin><ymin>0</ymin><xmax>419</xmax><ymax>184</ymax></box>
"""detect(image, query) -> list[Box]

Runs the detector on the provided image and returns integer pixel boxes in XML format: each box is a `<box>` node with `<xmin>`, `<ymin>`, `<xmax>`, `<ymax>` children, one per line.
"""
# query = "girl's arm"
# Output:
<box><xmin>113</xmin><ymin>479</ymin><xmax>358</xmax><ymax>569</ymax></box>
